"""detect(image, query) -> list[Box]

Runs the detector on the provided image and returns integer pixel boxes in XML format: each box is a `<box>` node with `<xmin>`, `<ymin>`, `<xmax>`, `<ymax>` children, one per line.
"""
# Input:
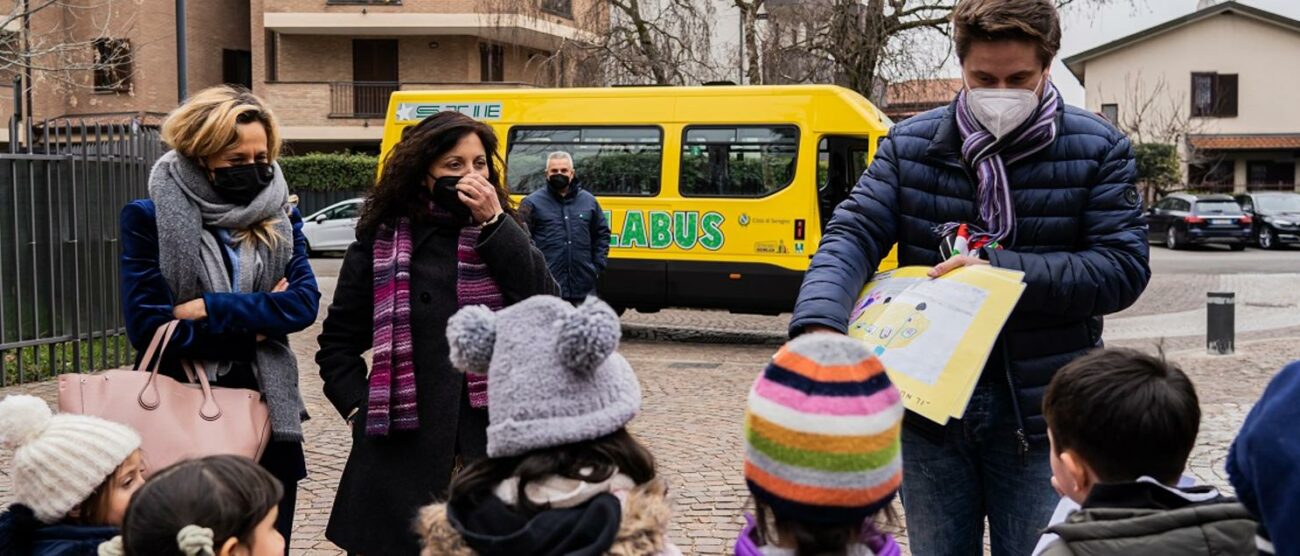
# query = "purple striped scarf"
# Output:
<box><xmin>366</xmin><ymin>207</ymin><xmax>504</xmax><ymax>436</ymax></box>
<box><xmin>943</xmin><ymin>80</ymin><xmax>1062</xmax><ymax>248</ymax></box>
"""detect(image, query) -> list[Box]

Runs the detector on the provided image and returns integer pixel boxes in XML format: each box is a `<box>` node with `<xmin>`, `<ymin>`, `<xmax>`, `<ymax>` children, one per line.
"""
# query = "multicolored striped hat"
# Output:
<box><xmin>744</xmin><ymin>333</ymin><xmax>904</xmax><ymax>525</ymax></box>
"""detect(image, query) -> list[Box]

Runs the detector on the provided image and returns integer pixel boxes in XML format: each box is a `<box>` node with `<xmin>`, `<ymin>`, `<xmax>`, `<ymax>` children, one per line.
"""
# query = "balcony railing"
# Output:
<box><xmin>330</xmin><ymin>81</ymin><xmax>401</xmax><ymax>118</ymax></box>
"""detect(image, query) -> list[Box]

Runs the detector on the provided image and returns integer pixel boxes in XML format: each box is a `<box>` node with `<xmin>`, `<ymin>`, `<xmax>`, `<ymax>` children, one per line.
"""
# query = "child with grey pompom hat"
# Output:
<box><xmin>416</xmin><ymin>296</ymin><xmax>681</xmax><ymax>556</ymax></box>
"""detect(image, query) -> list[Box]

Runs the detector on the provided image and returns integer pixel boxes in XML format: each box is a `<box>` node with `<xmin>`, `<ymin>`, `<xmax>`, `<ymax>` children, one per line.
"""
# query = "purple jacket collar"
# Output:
<box><xmin>733</xmin><ymin>514</ymin><xmax>901</xmax><ymax>556</ymax></box>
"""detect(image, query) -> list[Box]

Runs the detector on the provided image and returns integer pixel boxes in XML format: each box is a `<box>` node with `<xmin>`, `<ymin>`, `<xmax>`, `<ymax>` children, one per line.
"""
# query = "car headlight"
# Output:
<box><xmin>1273</xmin><ymin>219</ymin><xmax>1294</xmax><ymax>227</ymax></box>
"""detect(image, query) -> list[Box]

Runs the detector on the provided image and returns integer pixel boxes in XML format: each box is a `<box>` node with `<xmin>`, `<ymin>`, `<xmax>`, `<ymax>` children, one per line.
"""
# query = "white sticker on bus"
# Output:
<box><xmin>395</xmin><ymin>102</ymin><xmax>503</xmax><ymax>122</ymax></box>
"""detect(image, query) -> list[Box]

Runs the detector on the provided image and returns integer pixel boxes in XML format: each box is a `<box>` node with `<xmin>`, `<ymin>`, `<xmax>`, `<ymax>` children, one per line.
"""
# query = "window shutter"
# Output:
<box><xmin>1216</xmin><ymin>74</ymin><xmax>1238</xmax><ymax>117</ymax></box>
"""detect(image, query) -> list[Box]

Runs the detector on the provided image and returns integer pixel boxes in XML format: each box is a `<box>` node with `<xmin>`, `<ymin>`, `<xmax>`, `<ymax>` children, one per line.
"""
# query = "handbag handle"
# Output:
<box><xmin>138</xmin><ymin>320</ymin><xmax>181</xmax><ymax>411</ymax></box>
<box><xmin>134</xmin><ymin>319</ymin><xmax>178</xmax><ymax>373</ymax></box>
<box><xmin>136</xmin><ymin>321</ymin><xmax>223</xmax><ymax>422</ymax></box>
<box><xmin>181</xmin><ymin>360</ymin><xmax>223</xmax><ymax>422</ymax></box>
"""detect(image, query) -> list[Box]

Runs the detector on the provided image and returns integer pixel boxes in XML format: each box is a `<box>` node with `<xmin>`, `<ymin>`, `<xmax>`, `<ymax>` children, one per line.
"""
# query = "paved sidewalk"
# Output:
<box><xmin>2</xmin><ymin>271</ymin><xmax>1295</xmax><ymax>555</ymax></box>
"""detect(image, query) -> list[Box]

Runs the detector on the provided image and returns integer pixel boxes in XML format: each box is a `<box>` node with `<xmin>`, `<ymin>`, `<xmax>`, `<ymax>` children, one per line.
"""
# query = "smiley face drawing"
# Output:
<box><xmin>859</xmin><ymin>302</ymin><xmax>931</xmax><ymax>357</ymax></box>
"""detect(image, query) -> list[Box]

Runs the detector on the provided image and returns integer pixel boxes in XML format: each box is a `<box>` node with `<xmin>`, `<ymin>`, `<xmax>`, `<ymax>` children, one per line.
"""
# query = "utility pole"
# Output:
<box><xmin>175</xmin><ymin>0</ymin><xmax>187</xmax><ymax>102</ymax></box>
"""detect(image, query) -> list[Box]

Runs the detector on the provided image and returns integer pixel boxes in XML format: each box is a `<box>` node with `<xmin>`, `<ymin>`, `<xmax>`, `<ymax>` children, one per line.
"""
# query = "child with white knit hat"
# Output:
<box><xmin>0</xmin><ymin>395</ymin><xmax>143</xmax><ymax>556</ymax></box>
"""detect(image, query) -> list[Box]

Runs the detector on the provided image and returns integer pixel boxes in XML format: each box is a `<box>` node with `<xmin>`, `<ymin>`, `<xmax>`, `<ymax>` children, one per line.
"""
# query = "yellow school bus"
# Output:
<box><xmin>379</xmin><ymin>85</ymin><xmax>897</xmax><ymax>315</ymax></box>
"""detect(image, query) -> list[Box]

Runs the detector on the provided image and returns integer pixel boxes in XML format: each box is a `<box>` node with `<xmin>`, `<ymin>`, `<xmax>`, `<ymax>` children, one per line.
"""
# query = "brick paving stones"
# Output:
<box><xmin>2</xmin><ymin>272</ymin><xmax>1296</xmax><ymax>555</ymax></box>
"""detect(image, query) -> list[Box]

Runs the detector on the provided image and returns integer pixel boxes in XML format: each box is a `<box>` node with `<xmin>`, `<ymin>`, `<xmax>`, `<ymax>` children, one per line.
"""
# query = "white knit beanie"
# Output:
<box><xmin>0</xmin><ymin>395</ymin><xmax>141</xmax><ymax>524</ymax></box>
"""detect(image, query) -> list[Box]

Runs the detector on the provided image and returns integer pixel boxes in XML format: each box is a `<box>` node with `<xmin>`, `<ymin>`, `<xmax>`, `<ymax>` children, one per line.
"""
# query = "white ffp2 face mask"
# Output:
<box><xmin>965</xmin><ymin>74</ymin><xmax>1045</xmax><ymax>139</ymax></box>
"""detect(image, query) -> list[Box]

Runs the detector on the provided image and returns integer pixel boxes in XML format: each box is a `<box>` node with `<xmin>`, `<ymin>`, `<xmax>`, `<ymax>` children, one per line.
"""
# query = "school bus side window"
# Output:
<box><xmin>680</xmin><ymin>126</ymin><xmax>798</xmax><ymax>198</ymax></box>
<box><xmin>505</xmin><ymin>126</ymin><xmax>663</xmax><ymax>196</ymax></box>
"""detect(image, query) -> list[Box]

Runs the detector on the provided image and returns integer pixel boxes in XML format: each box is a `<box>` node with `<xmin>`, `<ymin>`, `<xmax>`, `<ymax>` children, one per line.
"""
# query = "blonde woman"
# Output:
<box><xmin>119</xmin><ymin>85</ymin><xmax>319</xmax><ymax>552</ymax></box>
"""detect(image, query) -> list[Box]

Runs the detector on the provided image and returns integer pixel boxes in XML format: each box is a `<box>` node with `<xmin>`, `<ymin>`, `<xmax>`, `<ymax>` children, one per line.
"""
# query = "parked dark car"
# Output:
<box><xmin>1235</xmin><ymin>192</ymin><xmax>1300</xmax><ymax>250</ymax></box>
<box><xmin>1148</xmin><ymin>193</ymin><xmax>1252</xmax><ymax>250</ymax></box>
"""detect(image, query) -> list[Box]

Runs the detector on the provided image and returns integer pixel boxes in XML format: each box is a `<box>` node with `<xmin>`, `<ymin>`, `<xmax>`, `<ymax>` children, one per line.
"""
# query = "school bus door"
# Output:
<box><xmin>818</xmin><ymin>135</ymin><xmax>874</xmax><ymax>230</ymax></box>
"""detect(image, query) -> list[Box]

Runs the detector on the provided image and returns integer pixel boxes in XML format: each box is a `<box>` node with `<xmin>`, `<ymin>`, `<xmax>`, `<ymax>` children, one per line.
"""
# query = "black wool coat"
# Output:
<box><xmin>316</xmin><ymin>215</ymin><xmax>559</xmax><ymax>555</ymax></box>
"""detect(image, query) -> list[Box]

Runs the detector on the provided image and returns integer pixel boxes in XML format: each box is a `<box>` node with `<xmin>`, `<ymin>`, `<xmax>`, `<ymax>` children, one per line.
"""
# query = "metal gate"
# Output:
<box><xmin>0</xmin><ymin>119</ymin><xmax>164</xmax><ymax>386</ymax></box>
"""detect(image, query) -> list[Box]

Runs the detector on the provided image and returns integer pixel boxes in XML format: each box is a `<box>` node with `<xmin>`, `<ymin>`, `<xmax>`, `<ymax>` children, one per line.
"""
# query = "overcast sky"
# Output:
<box><xmin>712</xmin><ymin>0</ymin><xmax>1300</xmax><ymax>105</ymax></box>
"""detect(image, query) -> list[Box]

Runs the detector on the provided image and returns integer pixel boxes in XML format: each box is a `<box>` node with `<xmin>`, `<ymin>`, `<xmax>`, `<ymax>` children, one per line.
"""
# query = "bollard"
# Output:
<box><xmin>1207</xmin><ymin>292</ymin><xmax>1235</xmax><ymax>355</ymax></box>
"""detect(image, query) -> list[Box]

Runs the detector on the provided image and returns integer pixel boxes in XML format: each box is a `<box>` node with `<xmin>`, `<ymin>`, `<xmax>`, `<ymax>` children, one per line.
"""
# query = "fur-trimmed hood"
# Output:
<box><xmin>417</xmin><ymin>479</ymin><xmax>679</xmax><ymax>556</ymax></box>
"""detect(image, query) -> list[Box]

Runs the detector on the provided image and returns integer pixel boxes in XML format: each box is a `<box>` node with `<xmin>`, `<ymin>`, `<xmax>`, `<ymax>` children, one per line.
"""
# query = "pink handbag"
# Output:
<box><xmin>57</xmin><ymin>320</ymin><xmax>271</xmax><ymax>474</ymax></box>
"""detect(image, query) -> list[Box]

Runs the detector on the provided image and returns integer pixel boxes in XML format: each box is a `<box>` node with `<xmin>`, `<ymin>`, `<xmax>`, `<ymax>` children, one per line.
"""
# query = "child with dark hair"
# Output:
<box><xmin>416</xmin><ymin>296</ymin><xmax>679</xmax><ymax>555</ymax></box>
<box><xmin>1040</xmin><ymin>348</ymin><xmax>1255</xmax><ymax>555</ymax></box>
<box><xmin>0</xmin><ymin>395</ymin><xmax>144</xmax><ymax>556</ymax></box>
<box><xmin>99</xmin><ymin>455</ymin><xmax>284</xmax><ymax>556</ymax></box>
<box><xmin>735</xmin><ymin>334</ymin><xmax>903</xmax><ymax>556</ymax></box>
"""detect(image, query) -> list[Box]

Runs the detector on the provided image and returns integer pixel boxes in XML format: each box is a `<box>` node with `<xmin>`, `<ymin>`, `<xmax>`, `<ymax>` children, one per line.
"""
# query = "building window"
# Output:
<box><xmin>1100</xmin><ymin>103</ymin><xmax>1118</xmax><ymax>124</ymax></box>
<box><xmin>506</xmin><ymin>126</ymin><xmax>664</xmax><ymax>196</ymax></box>
<box><xmin>1191</xmin><ymin>72</ymin><xmax>1238</xmax><ymax>118</ymax></box>
<box><xmin>93</xmin><ymin>39</ymin><xmax>132</xmax><ymax>93</ymax></box>
<box><xmin>680</xmin><ymin>126</ymin><xmax>799</xmax><ymax>198</ymax></box>
<box><xmin>223</xmin><ymin>49</ymin><xmax>252</xmax><ymax>90</ymax></box>
<box><xmin>265</xmin><ymin>31</ymin><xmax>278</xmax><ymax>82</ymax></box>
<box><xmin>1247</xmin><ymin>160</ymin><xmax>1295</xmax><ymax>186</ymax></box>
<box><xmin>541</xmin><ymin>0</ymin><xmax>573</xmax><ymax>18</ymax></box>
<box><xmin>480</xmin><ymin>43</ymin><xmax>504</xmax><ymax>82</ymax></box>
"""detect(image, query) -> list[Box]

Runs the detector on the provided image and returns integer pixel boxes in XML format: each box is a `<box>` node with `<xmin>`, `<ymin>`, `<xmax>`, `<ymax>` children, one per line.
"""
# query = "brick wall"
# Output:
<box><xmin>7</xmin><ymin>0</ymin><xmax>242</xmax><ymax>125</ymax></box>
<box><xmin>277</xmin><ymin>35</ymin><xmax>352</xmax><ymax>82</ymax></box>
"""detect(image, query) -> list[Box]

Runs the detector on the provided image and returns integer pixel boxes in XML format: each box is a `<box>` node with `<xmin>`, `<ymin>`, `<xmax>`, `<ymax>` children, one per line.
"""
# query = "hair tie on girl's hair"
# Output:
<box><xmin>177</xmin><ymin>525</ymin><xmax>216</xmax><ymax>556</ymax></box>
<box><xmin>97</xmin><ymin>536</ymin><xmax>125</xmax><ymax>556</ymax></box>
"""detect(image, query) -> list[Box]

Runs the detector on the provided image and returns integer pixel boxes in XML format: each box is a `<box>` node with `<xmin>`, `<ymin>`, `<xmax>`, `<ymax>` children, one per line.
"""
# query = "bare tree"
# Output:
<box><xmin>734</xmin><ymin>0</ymin><xmax>764</xmax><ymax>84</ymax></box>
<box><xmin>1109</xmin><ymin>73</ymin><xmax>1208</xmax><ymax>194</ymax></box>
<box><xmin>0</xmin><ymin>0</ymin><xmax>138</xmax><ymax>94</ymax></box>
<box><xmin>476</xmin><ymin>0</ymin><xmax>723</xmax><ymax>87</ymax></box>
<box><xmin>586</xmin><ymin>0</ymin><xmax>723</xmax><ymax>85</ymax></box>
<box><xmin>748</xmin><ymin>0</ymin><xmax>1130</xmax><ymax>103</ymax></box>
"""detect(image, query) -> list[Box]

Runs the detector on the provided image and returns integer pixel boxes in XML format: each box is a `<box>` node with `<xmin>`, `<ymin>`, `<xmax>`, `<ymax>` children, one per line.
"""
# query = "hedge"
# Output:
<box><xmin>278</xmin><ymin>153</ymin><xmax>378</xmax><ymax>192</ymax></box>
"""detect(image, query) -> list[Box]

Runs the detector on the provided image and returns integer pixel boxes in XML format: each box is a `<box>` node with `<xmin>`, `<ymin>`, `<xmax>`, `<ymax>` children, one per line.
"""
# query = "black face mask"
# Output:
<box><xmin>431</xmin><ymin>175</ymin><xmax>473</xmax><ymax>221</ymax></box>
<box><xmin>212</xmin><ymin>163</ymin><xmax>274</xmax><ymax>205</ymax></box>
<box><xmin>547</xmin><ymin>173</ymin><xmax>571</xmax><ymax>194</ymax></box>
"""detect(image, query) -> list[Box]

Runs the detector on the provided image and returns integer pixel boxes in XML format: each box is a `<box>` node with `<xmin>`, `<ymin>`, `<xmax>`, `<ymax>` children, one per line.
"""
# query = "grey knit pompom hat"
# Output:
<box><xmin>447</xmin><ymin>296</ymin><xmax>641</xmax><ymax>458</ymax></box>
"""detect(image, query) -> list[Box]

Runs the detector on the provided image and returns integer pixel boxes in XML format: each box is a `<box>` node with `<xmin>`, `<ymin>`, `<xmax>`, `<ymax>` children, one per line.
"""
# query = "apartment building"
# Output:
<box><xmin>0</xmin><ymin>0</ymin><xmax>249</xmax><ymax>145</ymax></box>
<box><xmin>1</xmin><ymin>0</ymin><xmax>601</xmax><ymax>153</ymax></box>
<box><xmin>255</xmin><ymin>0</ymin><xmax>603</xmax><ymax>154</ymax></box>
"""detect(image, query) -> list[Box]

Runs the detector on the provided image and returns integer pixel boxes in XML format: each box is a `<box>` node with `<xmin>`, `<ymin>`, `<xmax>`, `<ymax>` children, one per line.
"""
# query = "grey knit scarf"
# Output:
<box><xmin>148</xmin><ymin>150</ymin><xmax>307</xmax><ymax>442</ymax></box>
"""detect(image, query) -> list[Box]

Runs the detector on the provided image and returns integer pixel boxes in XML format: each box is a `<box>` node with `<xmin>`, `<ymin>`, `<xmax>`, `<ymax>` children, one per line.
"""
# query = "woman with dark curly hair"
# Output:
<box><xmin>315</xmin><ymin>111</ymin><xmax>558</xmax><ymax>554</ymax></box>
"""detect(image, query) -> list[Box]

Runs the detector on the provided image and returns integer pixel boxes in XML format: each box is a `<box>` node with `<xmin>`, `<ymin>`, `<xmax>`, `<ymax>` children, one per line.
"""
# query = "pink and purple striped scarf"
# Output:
<box><xmin>367</xmin><ymin>207</ymin><xmax>504</xmax><ymax>436</ymax></box>
<box><xmin>940</xmin><ymin>80</ymin><xmax>1062</xmax><ymax>248</ymax></box>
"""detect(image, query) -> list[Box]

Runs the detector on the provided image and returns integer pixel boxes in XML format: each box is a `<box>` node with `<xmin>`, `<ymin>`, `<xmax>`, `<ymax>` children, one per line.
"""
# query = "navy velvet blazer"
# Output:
<box><xmin>119</xmin><ymin>199</ymin><xmax>320</xmax><ymax>369</ymax></box>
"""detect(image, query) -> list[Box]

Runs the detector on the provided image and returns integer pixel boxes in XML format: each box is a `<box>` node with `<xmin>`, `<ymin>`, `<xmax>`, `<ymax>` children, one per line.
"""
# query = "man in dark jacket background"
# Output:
<box><xmin>520</xmin><ymin>151</ymin><xmax>611</xmax><ymax>304</ymax></box>
<box><xmin>790</xmin><ymin>1</ymin><xmax>1150</xmax><ymax>554</ymax></box>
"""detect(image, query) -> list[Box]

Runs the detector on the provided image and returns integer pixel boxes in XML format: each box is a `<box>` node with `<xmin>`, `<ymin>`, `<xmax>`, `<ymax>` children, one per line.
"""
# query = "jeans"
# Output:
<box><xmin>900</xmin><ymin>382</ymin><xmax>1057</xmax><ymax>556</ymax></box>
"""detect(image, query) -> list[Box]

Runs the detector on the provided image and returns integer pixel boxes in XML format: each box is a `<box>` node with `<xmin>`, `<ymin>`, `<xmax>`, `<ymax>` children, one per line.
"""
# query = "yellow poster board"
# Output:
<box><xmin>846</xmin><ymin>265</ymin><xmax>1025</xmax><ymax>425</ymax></box>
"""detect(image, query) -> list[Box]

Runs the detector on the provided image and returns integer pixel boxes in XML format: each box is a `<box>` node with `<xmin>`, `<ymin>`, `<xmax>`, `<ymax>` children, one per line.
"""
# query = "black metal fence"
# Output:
<box><xmin>0</xmin><ymin>119</ymin><xmax>164</xmax><ymax>386</ymax></box>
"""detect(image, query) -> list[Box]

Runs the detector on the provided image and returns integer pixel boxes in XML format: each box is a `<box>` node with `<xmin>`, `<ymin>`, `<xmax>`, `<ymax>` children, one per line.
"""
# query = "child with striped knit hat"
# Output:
<box><xmin>736</xmin><ymin>333</ymin><xmax>904</xmax><ymax>556</ymax></box>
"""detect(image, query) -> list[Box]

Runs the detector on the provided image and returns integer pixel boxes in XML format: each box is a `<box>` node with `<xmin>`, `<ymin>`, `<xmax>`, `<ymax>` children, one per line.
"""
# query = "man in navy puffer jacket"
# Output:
<box><xmin>790</xmin><ymin>1</ymin><xmax>1149</xmax><ymax>554</ymax></box>
<box><xmin>520</xmin><ymin>151</ymin><xmax>611</xmax><ymax>304</ymax></box>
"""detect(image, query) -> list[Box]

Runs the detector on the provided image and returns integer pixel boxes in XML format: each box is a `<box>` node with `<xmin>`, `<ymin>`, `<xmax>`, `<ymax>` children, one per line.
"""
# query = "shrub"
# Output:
<box><xmin>278</xmin><ymin>153</ymin><xmax>378</xmax><ymax>192</ymax></box>
<box><xmin>1134</xmin><ymin>143</ymin><xmax>1180</xmax><ymax>188</ymax></box>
